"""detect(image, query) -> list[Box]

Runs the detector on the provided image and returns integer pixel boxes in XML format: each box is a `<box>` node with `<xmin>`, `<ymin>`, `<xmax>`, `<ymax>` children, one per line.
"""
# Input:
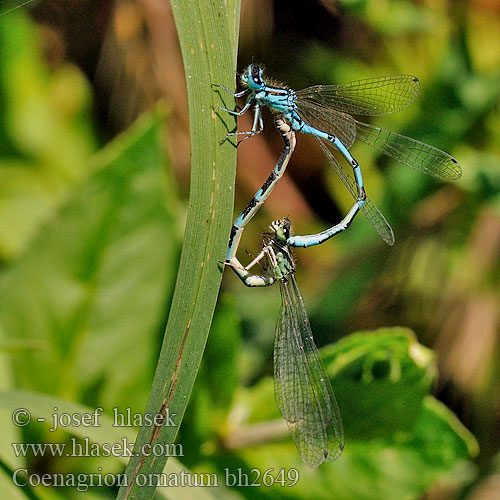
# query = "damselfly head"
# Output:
<box><xmin>241</xmin><ymin>64</ymin><xmax>265</xmax><ymax>90</ymax></box>
<box><xmin>270</xmin><ymin>218</ymin><xmax>291</xmax><ymax>242</ymax></box>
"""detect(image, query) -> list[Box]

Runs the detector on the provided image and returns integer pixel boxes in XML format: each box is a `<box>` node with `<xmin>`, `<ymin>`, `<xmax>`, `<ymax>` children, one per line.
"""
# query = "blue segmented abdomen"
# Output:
<box><xmin>298</xmin><ymin>123</ymin><xmax>365</xmax><ymax>190</ymax></box>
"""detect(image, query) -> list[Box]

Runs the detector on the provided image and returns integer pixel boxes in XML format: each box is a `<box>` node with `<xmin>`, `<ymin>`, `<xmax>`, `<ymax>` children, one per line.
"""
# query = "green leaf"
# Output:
<box><xmin>410</xmin><ymin>395</ymin><xmax>479</xmax><ymax>467</ymax></box>
<box><xmin>325</xmin><ymin>327</ymin><xmax>437</xmax><ymax>439</ymax></box>
<box><xmin>203</xmin><ymin>294</ymin><xmax>242</xmax><ymax>411</ymax></box>
<box><xmin>181</xmin><ymin>294</ymin><xmax>242</xmax><ymax>450</ymax></box>
<box><xmin>117</xmin><ymin>1</ymin><xmax>240</xmax><ymax>499</ymax></box>
<box><xmin>226</xmin><ymin>328</ymin><xmax>477</xmax><ymax>500</ymax></box>
<box><xmin>0</xmin><ymin>106</ymin><xmax>180</xmax><ymax>416</ymax></box>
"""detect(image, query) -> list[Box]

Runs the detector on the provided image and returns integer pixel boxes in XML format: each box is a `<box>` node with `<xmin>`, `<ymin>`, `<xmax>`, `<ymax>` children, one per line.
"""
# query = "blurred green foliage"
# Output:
<box><xmin>0</xmin><ymin>9</ymin><xmax>97</xmax><ymax>261</ymax></box>
<box><xmin>186</xmin><ymin>327</ymin><xmax>477</xmax><ymax>500</ymax></box>
<box><xmin>0</xmin><ymin>1</ymin><xmax>499</xmax><ymax>499</ymax></box>
<box><xmin>0</xmin><ymin>104</ymin><xmax>180</xmax><ymax>414</ymax></box>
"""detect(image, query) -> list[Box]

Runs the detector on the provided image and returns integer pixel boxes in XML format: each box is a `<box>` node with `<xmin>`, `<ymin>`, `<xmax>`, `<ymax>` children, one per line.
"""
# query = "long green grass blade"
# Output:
<box><xmin>116</xmin><ymin>1</ymin><xmax>239</xmax><ymax>499</ymax></box>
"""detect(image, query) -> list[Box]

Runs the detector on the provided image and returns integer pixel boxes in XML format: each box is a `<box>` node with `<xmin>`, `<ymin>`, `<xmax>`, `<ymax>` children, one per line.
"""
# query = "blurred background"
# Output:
<box><xmin>0</xmin><ymin>0</ymin><xmax>499</xmax><ymax>499</ymax></box>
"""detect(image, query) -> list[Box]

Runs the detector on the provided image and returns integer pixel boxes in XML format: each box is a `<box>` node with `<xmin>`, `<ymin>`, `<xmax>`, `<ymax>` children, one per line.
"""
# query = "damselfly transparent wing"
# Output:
<box><xmin>274</xmin><ymin>275</ymin><xmax>344</xmax><ymax>467</ymax></box>
<box><xmin>355</xmin><ymin>120</ymin><xmax>462</xmax><ymax>180</ymax></box>
<box><xmin>305</xmin><ymin>129</ymin><xmax>395</xmax><ymax>245</ymax></box>
<box><xmin>297</xmin><ymin>102</ymin><xmax>461</xmax><ymax>183</ymax></box>
<box><xmin>296</xmin><ymin>75</ymin><xmax>420</xmax><ymax>116</ymax></box>
<box><xmin>294</xmin><ymin>99</ymin><xmax>357</xmax><ymax>148</ymax></box>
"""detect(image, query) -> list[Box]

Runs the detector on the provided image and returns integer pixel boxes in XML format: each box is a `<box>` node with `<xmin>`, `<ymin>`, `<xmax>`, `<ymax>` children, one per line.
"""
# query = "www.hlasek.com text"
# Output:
<box><xmin>12</xmin><ymin>437</ymin><xmax>183</xmax><ymax>458</ymax></box>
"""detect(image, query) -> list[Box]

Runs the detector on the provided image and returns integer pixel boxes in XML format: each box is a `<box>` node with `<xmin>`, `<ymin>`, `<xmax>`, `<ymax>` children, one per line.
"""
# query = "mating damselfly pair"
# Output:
<box><xmin>217</xmin><ymin>64</ymin><xmax>460</xmax><ymax>467</ymax></box>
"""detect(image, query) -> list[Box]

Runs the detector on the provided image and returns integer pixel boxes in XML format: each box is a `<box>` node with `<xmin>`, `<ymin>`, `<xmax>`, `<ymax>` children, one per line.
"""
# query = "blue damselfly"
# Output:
<box><xmin>228</xmin><ymin>218</ymin><xmax>344</xmax><ymax>467</ymax></box>
<box><xmin>217</xmin><ymin>65</ymin><xmax>461</xmax><ymax>247</ymax></box>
